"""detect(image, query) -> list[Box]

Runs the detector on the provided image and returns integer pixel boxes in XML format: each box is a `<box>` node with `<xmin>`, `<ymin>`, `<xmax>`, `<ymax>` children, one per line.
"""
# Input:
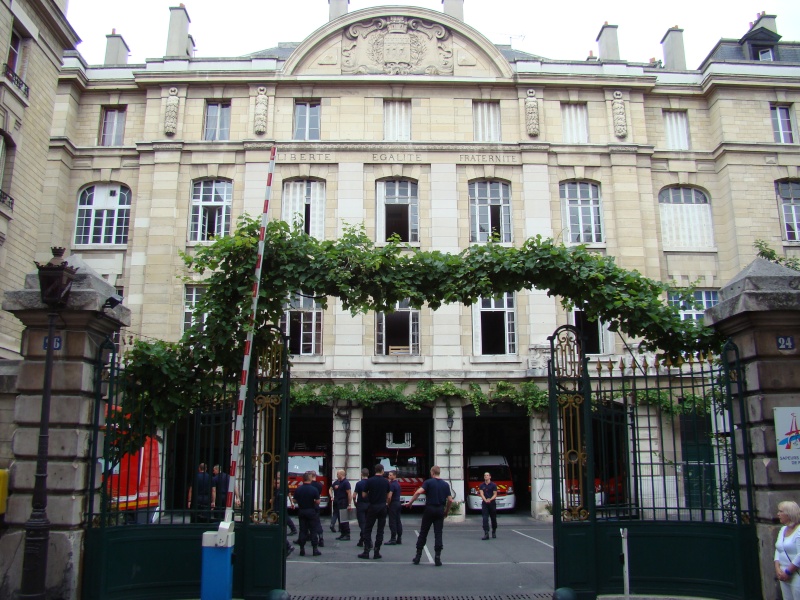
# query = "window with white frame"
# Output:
<box><xmin>384</xmin><ymin>100</ymin><xmax>411</xmax><ymax>141</ymax></box>
<box><xmin>294</xmin><ymin>101</ymin><xmax>320</xmax><ymax>140</ymax></box>
<box><xmin>664</xmin><ymin>110</ymin><xmax>690</xmax><ymax>150</ymax></box>
<box><xmin>658</xmin><ymin>187</ymin><xmax>714</xmax><ymax>249</ymax></box>
<box><xmin>473</xmin><ymin>101</ymin><xmax>501</xmax><ymax>142</ymax></box>
<box><xmin>281</xmin><ymin>180</ymin><xmax>325</xmax><ymax>238</ymax></box>
<box><xmin>778</xmin><ymin>180</ymin><xmax>800</xmax><ymax>242</ymax></box>
<box><xmin>74</xmin><ymin>183</ymin><xmax>131</xmax><ymax>245</ymax></box>
<box><xmin>189</xmin><ymin>179</ymin><xmax>232</xmax><ymax>242</ymax></box>
<box><xmin>560</xmin><ymin>181</ymin><xmax>603</xmax><ymax>244</ymax></box>
<box><xmin>377</xmin><ymin>180</ymin><xmax>418</xmax><ymax>243</ymax></box>
<box><xmin>376</xmin><ymin>299</ymin><xmax>419</xmax><ymax>356</ymax></box>
<box><xmin>668</xmin><ymin>290</ymin><xmax>719</xmax><ymax>321</ymax></box>
<box><xmin>204</xmin><ymin>102</ymin><xmax>231</xmax><ymax>141</ymax></box>
<box><xmin>561</xmin><ymin>103</ymin><xmax>588</xmax><ymax>143</ymax></box>
<box><xmin>281</xmin><ymin>292</ymin><xmax>323</xmax><ymax>356</ymax></box>
<box><xmin>7</xmin><ymin>31</ymin><xmax>21</xmax><ymax>73</ymax></box>
<box><xmin>772</xmin><ymin>106</ymin><xmax>795</xmax><ymax>144</ymax></box>
<box><xmin>757</xmin><ymin>47</ymin><xmax>774</xmax><ymax>61</ymax></box>
<box><xmin>184</xmin><ymin>286</ymin><xmax>207</xmax><ymax>333</ymax></box>
<box><xmin>100</xmin><ymin>107</ymin><xmax>126</xmax><ymax>146</ymax></box>
<box><xmin>469</xmin><ymin>180</ymin><xmax>511</xmax><ymax>243</ymax></box>
<box><xmin>474</xmin><ymin>293</ymin><xmax>516</xmax><ymax>355</ymax></box>
<box><xmin>572</xmin><ymin>310</ymin><xmax>608</xmax><ymax>354</ymax></box>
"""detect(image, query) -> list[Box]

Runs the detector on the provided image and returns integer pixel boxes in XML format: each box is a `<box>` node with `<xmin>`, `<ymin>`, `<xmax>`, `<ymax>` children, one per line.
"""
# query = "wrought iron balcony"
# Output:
<box><xmin>3</xmin><ymin>63</ymin><xmax>29</xmax><ymax>97</ymax></box>
<box><xmin>0</xmin><ymin>189</ymin><xmax>14</xmax><ymax>210</ymax></box>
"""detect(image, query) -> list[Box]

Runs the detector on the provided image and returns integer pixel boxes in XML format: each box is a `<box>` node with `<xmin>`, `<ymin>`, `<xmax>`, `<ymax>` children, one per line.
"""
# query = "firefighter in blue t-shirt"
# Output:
<box><xmin>479</xmin><ymin>471</ymin><xmax>498</xmax><ymax>539</ymax></box>
<box><xmin>405</xmin><ymin>465</ymin><xmax>453</xmax><ymax>566</ymax></box>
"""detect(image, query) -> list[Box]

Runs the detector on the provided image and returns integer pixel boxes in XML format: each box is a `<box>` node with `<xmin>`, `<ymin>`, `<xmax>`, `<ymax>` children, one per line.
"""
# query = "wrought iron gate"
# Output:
<box><xmin>83</xmin><ymin>334</ymin><xmax>291</xmax><ymax>599</ymax></box>
<box><xmin>548</xmin><ymin>325</ymin><xmax>759</xmax><ymax>600</ymax></box>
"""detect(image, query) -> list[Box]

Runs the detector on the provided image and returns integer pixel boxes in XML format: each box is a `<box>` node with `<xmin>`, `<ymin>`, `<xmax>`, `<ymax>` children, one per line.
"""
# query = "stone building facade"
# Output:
<box><xmin>6</xmin><ymin>1</ymin><xmax>800</xmax><ymax>513</ymax></box>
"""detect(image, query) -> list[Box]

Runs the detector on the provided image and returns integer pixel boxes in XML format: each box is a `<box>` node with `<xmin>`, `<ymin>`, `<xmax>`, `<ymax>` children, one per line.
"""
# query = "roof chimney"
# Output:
<box><xmin>596</xmin><ymin>23</ymin><xmax>620</xmax><ymax>61</ymax></box>
<box><xmin>442</xmin><ymin>0</ymin><xmax>464</xmax><ymax>21</ymax></box>
<box><xmin>329</xmin><ymin>0</ymin><xmax>349</xmax><ymax>21</ymax></box>
<box><xmin>661</xmin><ymin>26</ymin><xmax>686</xmax><ymax>71</ymax></box>
<box><xmin>166</xmin><ymin>4</ymin><xmax>194</xmax><ymax>58</ymax></box>
<box><xmin>104</xmin><ymin>30</ymin><xmax>130</xmax><ymax>65</ymax></box>
<box><xmin>752</xmin><ymin>12</ymin><xmax>778</xmax><ymax>34</ymax></box>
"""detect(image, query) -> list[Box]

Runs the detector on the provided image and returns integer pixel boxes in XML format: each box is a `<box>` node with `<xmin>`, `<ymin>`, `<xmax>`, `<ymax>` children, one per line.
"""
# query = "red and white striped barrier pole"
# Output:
<box><xmin>224</xmin><ymin>146</ymin><xmax>277</xmax><ymax>525</ymax></box>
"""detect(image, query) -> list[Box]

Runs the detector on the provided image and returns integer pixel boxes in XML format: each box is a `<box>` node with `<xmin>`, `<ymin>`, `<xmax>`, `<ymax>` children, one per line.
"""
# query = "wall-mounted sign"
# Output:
<box><xmin>775</xmin><ymin>407</ymin><xmax>800</xmax><ymax>472</ymax></box>
<box><xmin>777</xmin><ymin>336</ymin><xmax>796</xmax><ymax>351</ymax></box>
<box><xmin>43</xmin><ymin>336</ymin><xmax>62</xmax><ymax>351</ymax></box>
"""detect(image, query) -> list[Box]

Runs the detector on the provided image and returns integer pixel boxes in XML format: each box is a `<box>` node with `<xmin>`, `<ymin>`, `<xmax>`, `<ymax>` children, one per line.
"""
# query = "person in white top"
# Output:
<box><xmin>775</xmin><ymin>500</ymin><xmax>800</xmax><ymax>600</ymax></box>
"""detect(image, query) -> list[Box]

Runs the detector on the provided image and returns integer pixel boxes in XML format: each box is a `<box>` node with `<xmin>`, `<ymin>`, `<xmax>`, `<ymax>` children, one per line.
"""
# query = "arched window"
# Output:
<box><xmin>189</xmin><ymin>179</ymin><xmax>232</xmax><ymax>242</ymax></box>
<box><xmin>658</xmin><ymin>186</ymin><xmax>713</xmax><ymax>249</ymax></box>
<box><xmin>777</xmin><ymin>180</ymin><xmax>800</xmax><ymax>242</ymax></box>
<box><xmin>469</xmin><ymin>180</ymin><xmax>511</xmax><ymax>243</ymax></box>
<box><xmin>560</xmin><ymin>181</ymin><xmax>603</xmax><ymax>244</ymax></box>
<box><xmin>377</xmin><ymin>179</ymin><xmax>418</xmax><ymax>243</ymax></box>
<box><xmin>74</xmin><ymin>183</ymin><xmax>131</xmax><ymax>245</ymax></box>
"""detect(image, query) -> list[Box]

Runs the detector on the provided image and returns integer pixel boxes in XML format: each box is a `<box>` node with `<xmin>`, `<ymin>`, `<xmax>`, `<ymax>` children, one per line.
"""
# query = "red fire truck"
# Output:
<box><xmin>106</xmin><ymin>436</ymin><xmax>161</xmax><ymax>515</ymax></box>
<box><xmin>286</xmin><ymin>450</ymin><xmax>330</xmax><ymax>511</ymax></box>
<box><xmin>374</xmin><ymin>431</ymin><xmax>427</xmax><ymax>506</ymax></box>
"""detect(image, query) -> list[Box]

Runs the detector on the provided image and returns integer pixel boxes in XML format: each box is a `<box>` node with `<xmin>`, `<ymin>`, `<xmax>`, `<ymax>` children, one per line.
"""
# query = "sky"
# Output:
<box><xmin>65</xmin><ymin>0</ymin><xmax>800</xmax><ymax>69</ymax></box>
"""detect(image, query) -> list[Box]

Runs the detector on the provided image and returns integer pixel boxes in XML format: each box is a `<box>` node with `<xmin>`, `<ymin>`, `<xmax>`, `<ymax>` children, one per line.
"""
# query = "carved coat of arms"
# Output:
<box><xmin>342</xmin><ymin>16</ymin><xmax>453</xmax><ymax>75</ymax></box>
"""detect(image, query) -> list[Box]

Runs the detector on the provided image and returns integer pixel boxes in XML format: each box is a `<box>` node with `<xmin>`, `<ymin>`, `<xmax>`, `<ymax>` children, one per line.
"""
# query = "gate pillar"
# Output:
<box><xmin>706</xmin><ymin>258</ymin><xmax>800</xmax><ymax>600</ymax></box>
<box><xmin>0</xmin><ymin>255</ymin><xmax>130</xmax><ymax>599</ymax></box>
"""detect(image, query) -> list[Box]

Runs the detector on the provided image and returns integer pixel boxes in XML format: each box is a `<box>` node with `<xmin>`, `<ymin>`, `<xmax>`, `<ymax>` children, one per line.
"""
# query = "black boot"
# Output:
<box><xmin>358</xmin><ymin>546</ymin><xmax>371</xmax><ymax>559</ymax></box>
<box><xmin>482</xmin><ymin>531</ymin><xmax>490</xmax><ymax>540</ymax></box>
<box><xmin>357</xmin><ymin>539</ymin><xmax>364</xmax><ymax>547</ymax></box>
<box><xmin>492</xmin><ymin>530</ymin><xmax>496</xmax><ymax>538</ymax></box>
<box><xmin>434</xmin><ymin>550</ymin><xmax>442</xmax><ymax>566</ymax></box>
<box><xmin>373</xmin><ymin>544</ymin><xmax>382</xmax><ymax>559</ymax></box>
<box><xmin>299</xmin><ymin>545</ymin><xmax>306</xmax><ymax>557</ymax></box>
<box><xmin>312</xmin><ymin>546</ymin><xmax>322</xmax><ymax>557</ymax></box>
<box><xmin>318</xmin><ymin>536</ymin><xmax>324</xmax><ymax>547</ymax></box>
<box><xmin>385</xmin><ymin>537</ymin><xmax>397</xmax><ymax>545</ymax></box>
<box><xmin>396</xmin><ymin>534</ymin><xmax>402</xmax><ymax>545</ymax></box>
<box><xmin>336</xmin><ymin>534</ymin><xmax>350</xmax><ymax>540</ymax></box>
<box><xmin>412</xmin><ymin>549</ymin><xmax>422</xmax><ymax>565</ymax></box>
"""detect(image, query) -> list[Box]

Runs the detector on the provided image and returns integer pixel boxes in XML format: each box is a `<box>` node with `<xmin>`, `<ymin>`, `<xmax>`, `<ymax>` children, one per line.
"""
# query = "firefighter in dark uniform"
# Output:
<box><xmin>293</xmin><ymin>471</ymin><xmax>322</xmax><ymax>556</ymax></box>
<box><xmin>386</xmin><ymin>470</ymin><xmax>403</xmax><ymax>545</ymax></box>
<box><xmin>479</xmin><ymin>471</ymin><xmax>498</xmax><ymax>540</ymax></box>
<box><xmin>330</xmin><ymin>469</ymin><xmax>352</xmax><ymax>541</ymax></box>
<box><xmin>353</xmin><ymin>468</ymin><xmax>370</xmax><ymax>547</ymax></box>
<box><xmin>309</xmin><ymin>470</ymin><xmax>325</xmax><ymax>547</ymax></box>
<box><xmin>358</xmin><ymin>463</ymin><xmax>390</xmax><ymax>560</ymax></box>
<box><xmin>406</xmin><ymin>465</ymin><xmax>453</xmax><ymax>566</ymax></box>
<box><xmin>187</xmin><ymin>462</ymin><xmax>212</xmax><ymax>523</ymax></box>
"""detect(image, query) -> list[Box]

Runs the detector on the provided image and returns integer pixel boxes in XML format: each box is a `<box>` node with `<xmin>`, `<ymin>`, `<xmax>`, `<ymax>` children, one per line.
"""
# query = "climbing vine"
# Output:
<box><xmin>120</xmin><ymin>215</ymin><xmax>723</xmax><ymax>428</ymax></box>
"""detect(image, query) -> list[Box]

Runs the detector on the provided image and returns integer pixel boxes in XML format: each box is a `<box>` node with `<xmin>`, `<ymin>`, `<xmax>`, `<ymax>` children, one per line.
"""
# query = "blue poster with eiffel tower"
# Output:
<box><xmin>775</xmin><ymin>407</ymin><xmax>800</xmax><ymax>472</ymax></box>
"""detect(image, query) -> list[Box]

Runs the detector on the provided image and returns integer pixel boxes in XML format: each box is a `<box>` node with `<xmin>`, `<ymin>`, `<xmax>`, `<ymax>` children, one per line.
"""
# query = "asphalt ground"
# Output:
<box><xmin>286</xmin><ymin>513</ymin><xmax>555</xmax><ymax>597</ymax></box>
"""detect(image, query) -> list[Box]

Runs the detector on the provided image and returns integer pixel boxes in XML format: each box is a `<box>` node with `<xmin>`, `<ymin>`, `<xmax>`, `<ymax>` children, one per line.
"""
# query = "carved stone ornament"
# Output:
<box><xmin>164</xmin><ymin>87</ymin><xmax>179</xmax><ymax>136</ymax></box>
<box><xmin>254</xmin><ymin>86</ymin><xmax>268</xmax><ymax>135</ymax></box>
<box><xmin>525</xmin><ymin>89</ymin><xmax>539</xmax><ymax>137</ymax></box>
<box><xmin>342</xmin><ymin>16</ymin><xmax>453</xmax><ymax>75</ymax></box>
<box><xmin>612</xmin><ymin>90</ymin><xmax>627</xmax><ymax>139</ymax></box>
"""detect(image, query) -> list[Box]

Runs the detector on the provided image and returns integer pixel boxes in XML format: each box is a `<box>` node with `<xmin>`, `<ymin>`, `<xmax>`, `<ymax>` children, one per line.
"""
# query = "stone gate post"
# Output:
<box><xmin>705</xmin><ymin>258</ymin><xmax>800</xmax><ymax>600</ymax></box>
<box><xmin>0</xmin><ymin>255</ymin><xmax>130</xmax><ymax>599</ymax></box>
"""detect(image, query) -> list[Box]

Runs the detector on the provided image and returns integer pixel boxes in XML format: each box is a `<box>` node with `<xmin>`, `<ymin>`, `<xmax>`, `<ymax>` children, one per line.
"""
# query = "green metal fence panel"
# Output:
<box><xmin>83</xmin><ymin>334</ymin><xmax>290</xmax><ymax>600</ymax></box>
<box><xmin>549</xmin><ymin>326</ymin><xmax>760</xmax><ymax>600</ymax></box>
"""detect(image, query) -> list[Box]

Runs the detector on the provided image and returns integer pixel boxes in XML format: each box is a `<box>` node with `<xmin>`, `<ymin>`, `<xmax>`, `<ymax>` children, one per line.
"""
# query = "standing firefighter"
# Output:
<box><xmin>358</xmin><ymin>464</ymin><xmax>390</xmax><ymax>560</ymax></box>
<box><xmin>354</xmin><ymin>468</ymin><xmax>370</xmax><ymax>547</ymax></box>
<box><xmin>386</xmin><ymin>470</ymin><xmax>403</xmax><ymax>545</ymax></box>
<box><xmin>479</xmin><ymin>471</ymin><xmax>498</xmax><ymax>540</ymax></box>
<box><xmin>330</xmin><ymin>469</ymin><xmax>353</xmax><ymax>541</ymax></box>
<box><xmin>294</xmin><ymin>471</ymin><xmax>322</xmax><ymax>557</ymax></box>
<box><xmin>406</xmin><ymin>465</ymin><xmax>453</xmax><ymax>566</ymax></box>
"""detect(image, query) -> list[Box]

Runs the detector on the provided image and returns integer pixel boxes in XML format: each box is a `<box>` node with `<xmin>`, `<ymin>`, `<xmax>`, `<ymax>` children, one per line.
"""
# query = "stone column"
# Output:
<box><xmin>0</xmin><ymin>255</ymin><xmax>130</xmax><ymax>599</ymax></box>
<box><xmin>435</xmin><ymin>400</ymin><xmax>464</xmax><ymax>518</ymax></box>
<box><xmin>705</xmin><ymin>258</ymin><xmax>800</xmax><ymax>600</ymax></box>
<box><xmin>332</xmin><ymin>406</ymin><xmax>362</xmax><ymax>483</ymax></box>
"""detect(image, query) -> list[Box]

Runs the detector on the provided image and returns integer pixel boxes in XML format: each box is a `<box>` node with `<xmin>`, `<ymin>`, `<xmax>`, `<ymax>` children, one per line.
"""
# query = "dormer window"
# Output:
<box><xmin>756</xmin><ymin>47</ymin><xmax>774</xmax><ymax>61</ymax></box>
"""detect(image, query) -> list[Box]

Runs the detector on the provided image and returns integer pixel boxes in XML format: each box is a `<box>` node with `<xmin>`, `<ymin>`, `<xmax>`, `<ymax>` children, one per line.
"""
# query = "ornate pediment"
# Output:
<box><xmin>342</xmin><ymin>16</ymin><xmax>453</xmax><ymax>75</ymax></box>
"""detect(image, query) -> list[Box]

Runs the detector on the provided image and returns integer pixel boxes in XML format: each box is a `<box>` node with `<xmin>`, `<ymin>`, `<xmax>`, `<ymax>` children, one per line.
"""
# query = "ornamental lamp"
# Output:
<box><xmin>35</xmin><ymin>247</ymin><xmax>78</xmax><ymax>308</ymax></box>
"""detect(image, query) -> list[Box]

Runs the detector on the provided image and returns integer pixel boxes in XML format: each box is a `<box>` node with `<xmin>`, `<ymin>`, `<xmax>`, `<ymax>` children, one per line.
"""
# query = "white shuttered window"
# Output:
<box><xmin>384</xmin><ymin>100</ymin><xmax>411</xmax><ymax>141</ymax></box>
<box><xmin>473</xmin><ymin>101</ymin><xmax>501</xmax><ymax>142</ymax></box>
<box><xmin>664</xmin><ymin>111</ymin><xmax>690</xmax><ymax>150</ymax></box>
<box><xmin>561</xmin><ymin>104</ymin><xmax>588</xmax><ymax>143</ymax></box>
<box><xmin>281</xmin><ymin>180</ymin><xmax>326</xmax><ymax>239</ymax></box>
<box><xmin>658</xmin><ymin>187</ymin><xmax>714</xmax><ymax>249</ymax></box>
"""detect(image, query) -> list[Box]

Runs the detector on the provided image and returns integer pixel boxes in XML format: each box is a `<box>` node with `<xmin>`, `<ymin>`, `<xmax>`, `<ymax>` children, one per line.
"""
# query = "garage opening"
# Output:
<box><xmin>463</xmin><ymin>403</ymin><xmax>531</xmax><ymax>513</ymax></box>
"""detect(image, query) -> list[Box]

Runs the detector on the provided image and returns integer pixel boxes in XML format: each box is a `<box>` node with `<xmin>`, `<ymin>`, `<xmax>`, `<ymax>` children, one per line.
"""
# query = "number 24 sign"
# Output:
<box><xmin>777</xmin><ymin>336</ymin><xmax>796</xmax><ymax>351</ymax></box>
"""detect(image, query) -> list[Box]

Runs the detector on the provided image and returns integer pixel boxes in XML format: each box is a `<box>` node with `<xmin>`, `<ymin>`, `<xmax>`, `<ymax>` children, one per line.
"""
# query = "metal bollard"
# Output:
<box><xmin>201</xmin><ymin>521</ymin><xmax>235</xmax><ymax>600</ymax></box>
